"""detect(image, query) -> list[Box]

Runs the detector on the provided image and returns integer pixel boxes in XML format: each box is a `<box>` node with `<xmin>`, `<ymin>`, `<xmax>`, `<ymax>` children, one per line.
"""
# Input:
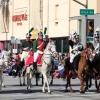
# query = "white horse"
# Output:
<box><xmin>0</xmin><ymin>50</ymin><xmax>11</xmax><ymax>93</ymax></box>
<box><xmin>22</xmin><ymin>41</ymin><xmax>57</xmax><ymax>93</ymax></box>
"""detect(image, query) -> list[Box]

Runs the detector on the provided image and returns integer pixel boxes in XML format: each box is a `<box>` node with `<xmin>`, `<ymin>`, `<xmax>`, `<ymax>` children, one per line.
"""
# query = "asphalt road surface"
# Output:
<box><xmin>0</xmin><ymin>76</ymin><xmax>100</xmax><ymax>100</ymax></box>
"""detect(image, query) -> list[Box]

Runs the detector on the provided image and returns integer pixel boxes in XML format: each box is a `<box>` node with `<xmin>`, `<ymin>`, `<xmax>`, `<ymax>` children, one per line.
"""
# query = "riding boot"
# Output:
<box><xmin>33</xmin><ymin>62</ymin><xmax>37</xmax><ymax>73</ymax></box>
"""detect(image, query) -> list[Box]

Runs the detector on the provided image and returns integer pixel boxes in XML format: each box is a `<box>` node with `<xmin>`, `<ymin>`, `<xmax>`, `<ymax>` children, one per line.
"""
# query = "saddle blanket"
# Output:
<box><xmin>24</xmin><ymin>52</ymin><xmax>43</xmax><ymax>69</ymax></box>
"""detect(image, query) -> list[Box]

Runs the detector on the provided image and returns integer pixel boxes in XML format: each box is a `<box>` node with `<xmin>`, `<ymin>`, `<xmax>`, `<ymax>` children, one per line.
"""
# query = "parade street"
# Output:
<box><xmin>0</xmin><ymin>76</ymin><xmax>100</xmax><ymax>100</ymax></box>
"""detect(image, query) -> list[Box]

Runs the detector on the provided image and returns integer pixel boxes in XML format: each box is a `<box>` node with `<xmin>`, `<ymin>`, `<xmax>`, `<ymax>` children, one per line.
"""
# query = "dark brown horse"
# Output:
<box><xmin>86</xmin><ymin>42</ymin><xmax>100</xmax><ymax>92</ymax></box>
<box><xmin>63</xmin><ymin>48</ymin><xmax>94</xmax><ymax>93</ymax></box>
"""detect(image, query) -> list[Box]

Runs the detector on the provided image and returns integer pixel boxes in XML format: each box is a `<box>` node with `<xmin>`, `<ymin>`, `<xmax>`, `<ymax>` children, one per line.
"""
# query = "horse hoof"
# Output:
<box><xmin>50</xmin><ymin>82</ymin><xmax>52</xmax><ymax>85</ymax></box>
<box><xmin>48</xmin><ymin>92</ymin><xmax>51</xmax><ymax>94</ymax></box>
<box><xmin>70</xmin><ymin>87</ymin><xmax>73</xmax><ymax>92</ymax></box>
<box><xmin>29</xmin><ymin>90</ymin><xmax>32</xmax><ymax>93</ymax></box>
<box><xmin>3</xmin><ymin>85</ymin><xmax>5</xmax><ymax>88</ymax></box>
<box><xmin>89</xmin><ymin>85</ymin><xmax>91</xmax><ymax>88</ymax></box>
<box><xmin>80</xmin><ymin>91</ymin><xmax>85</xmax><ymax>93</ymax></box>
<box><xmin>23</xmin><ymin>83</ymin><xmax>25</xmax><ymax>86</ymax></box>
<box><xmin>0</xmin><ymin>92</ymin><xmax>1</xmax><ymax>94</ymax></box>
<box><xmin>65</xmin><ymin>90</ymin><xmax>68</xmax><ymax>92</ymax></box>
<box><xmin>20</xmin><ymin>84</ymin><xmax>22</xmax><ymax>86</ymax></box>
<box><xmin>42</xmin><ymin>91</ymin><xmax>46</xmax><ymax>93</ymax></box>
<box><xmin>36</xmin><ymin>83</ymin><xmax>38</xmax><ymax>86</ymax></box>
<box><xmin>97</xmin><ymin>90</ymin><xmax>100</xmax><ymax>93</ymax></box>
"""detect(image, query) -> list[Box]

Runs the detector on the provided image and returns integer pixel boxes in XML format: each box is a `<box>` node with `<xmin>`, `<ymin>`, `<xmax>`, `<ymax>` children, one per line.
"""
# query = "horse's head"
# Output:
<box><xmin>84</xmin><ymin>48</ymin><xmax>94</xmax><ymax>61</ymax></box>
<box><xmin>87</xmin><ymin>42</ymin><xmax>94</xmax><ymax>50</ymax></box>
<box><xmin>46</xmin><ymin>41</ymin><xmax>57</xmax><ymax>57</ymax></box>
<box><xmin>1</xmin><ymin>50</ymin><xmax>11</xmax><ymax>67</ymax></box>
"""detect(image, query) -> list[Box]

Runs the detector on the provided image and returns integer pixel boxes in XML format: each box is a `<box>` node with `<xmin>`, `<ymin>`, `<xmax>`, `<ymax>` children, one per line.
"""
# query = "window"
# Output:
<box><xmin>55</xmin><ymin>5</ymin><xmax>59</xmax><ymax>20</ymax></box>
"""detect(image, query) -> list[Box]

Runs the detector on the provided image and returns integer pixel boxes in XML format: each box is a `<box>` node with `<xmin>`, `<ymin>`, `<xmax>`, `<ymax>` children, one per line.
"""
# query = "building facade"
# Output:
<box><xmin>43</xmin><ymin>0</ymin><xmax>100</xmax><ymax>52</ymax></box>
<box><xmin>0</xmin><ymin>0</ymin><xmax>42</xmax><ymax>51</ymax></box>
<box><xmin>0</xmin><ymin>0</ymin><xmax>100</xmax><ymax>53</ymax></box>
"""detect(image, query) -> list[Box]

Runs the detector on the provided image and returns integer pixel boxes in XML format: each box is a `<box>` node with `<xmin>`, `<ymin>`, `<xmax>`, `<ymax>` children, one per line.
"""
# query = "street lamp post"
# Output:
<box><xmin>73</xmin><ymin>0</ymin><xmax>88</xmax><ymax>48</ymax></box>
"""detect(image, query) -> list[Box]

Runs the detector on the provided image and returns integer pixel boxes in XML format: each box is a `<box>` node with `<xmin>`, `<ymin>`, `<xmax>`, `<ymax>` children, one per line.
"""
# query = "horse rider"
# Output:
<box><xmin>20</xmin><ymin>33</ymin><xmax>33</xmax><ymax>63</ymax></box>
<box><xmin>92</xmin><ymin>29</ymin><xmax>100</xmax><ymax>55</ymax></box>
<box><xmin>69</xmin><ymin>30</ymin><xmax>83</xmax><ymax>76</ymax></box>
<box><xmin>33</xmin><ymin>32</ymin><xmax>45</xmax><ymax>72</ymax></box>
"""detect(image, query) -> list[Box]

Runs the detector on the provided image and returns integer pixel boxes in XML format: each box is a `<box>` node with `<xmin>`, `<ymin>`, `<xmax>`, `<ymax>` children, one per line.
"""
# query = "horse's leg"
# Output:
<box><xmin>2</xmin><ymin>73</ymin><xmax>5</xmax><ymax>87</ymax></box>
<box><xmin>42</xmin><ymin>75</ymin><xmax>44</xmax><ymax>85</ymax></box>
<box><xmin>23</xmin><ymin>73</ymin><xmax>25</xmax><ymax>86</ymax></box>
<box><xmin>69</xmin><ymin>78</ymin><xmax>73</xmax><ymax>92</ymax></box>
<box><xmin>78</xmin><ymin>72</ymin><xmax>84</xmax><ymax>93</ymax></box>
<box><xmin>27</xmin><ymin>73</ymin><xmax>32</xmax><ymax>93</ymax></box>
<box><xmin>50</xmin><ymin>72</ymin><xmax>53</xmax><ymax>85</ymax></box>
<box><xmin>36</xmin><ymin>73</ymin><xmax>38</xmax><ymax>86</ymax></box>
<box><xmin>42</xmin><ymin>73</ymin><xmax>51</xmax><ymax>94</ymax></box>
<box><xmin>0</xmin><ymin>70</ymin><xmax>2</xmax><ymax>93</ymax></box>
<box><xmin>96</xmin><ymin>76</ymin><xmax>100</xmax><ymax>93</ymax></box>
<box><xmin>19</xmin><ymin>72</ymin><xmax>22</xmax><ymax>86</ymax></box>
<box><xmin>65</xmin><ymin>82</ymin><xmax>68</xmax><ymax>92</ymax></box>
<box><xmin>89</xmin><ymin>76</ymin><xmax>92</xmax><ymax>88</ymax></box>
<box><xmin>85</xmin><ymin>75</ymin><xmax>89</xmax><ymax>92</ymax></box>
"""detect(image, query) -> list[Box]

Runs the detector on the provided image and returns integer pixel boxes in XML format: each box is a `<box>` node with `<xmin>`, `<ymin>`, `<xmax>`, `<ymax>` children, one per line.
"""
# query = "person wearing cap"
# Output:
<box><xmin>20</xmin><ymin>33</ymin><xmax>33</xmax><ymax>62</ymax></box>
<box><xmin>33</xmin><ymin>32</ymin><xmax>45</xmax><ymax>71</ymax></box>
<box><xmin>69</xmin><ymin>31</ymin><xmax>83</xmax><ymax>77</ymax></box>
<box><xmin>69</xmin><ymin>30</ymin><xmax>83</xmax><ymax>63</ymax></box>
<box><xmin>92</xmin><ymin>29</ymin><xmax>100</xmax><ymax>55</ymax></box>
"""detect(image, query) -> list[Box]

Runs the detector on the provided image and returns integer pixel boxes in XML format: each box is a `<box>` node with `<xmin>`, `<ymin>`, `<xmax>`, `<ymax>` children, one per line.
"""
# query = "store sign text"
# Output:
<box><xmin>12</xmin><ymin>14</ymin><xmax>27</xmax><ymax>25</ymax></box>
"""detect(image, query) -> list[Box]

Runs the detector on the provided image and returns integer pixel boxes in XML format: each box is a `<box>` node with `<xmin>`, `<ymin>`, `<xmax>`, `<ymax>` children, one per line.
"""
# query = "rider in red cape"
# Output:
<box><xmin>33</xmin><ymin>32</ymin><xmax>46</xmax><ymax>72</ymax></box>
<box><xmin>20</xmin><ymin>33</ymin><xmax>33</xmax><ymax>68</ymax></box>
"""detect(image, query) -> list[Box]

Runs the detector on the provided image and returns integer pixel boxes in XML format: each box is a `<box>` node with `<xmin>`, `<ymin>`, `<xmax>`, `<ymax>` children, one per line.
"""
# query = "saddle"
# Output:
<box><xmin>25</xmin><ymin>51</ymin><xmax>43</xmax><ymax>68</ymax></box>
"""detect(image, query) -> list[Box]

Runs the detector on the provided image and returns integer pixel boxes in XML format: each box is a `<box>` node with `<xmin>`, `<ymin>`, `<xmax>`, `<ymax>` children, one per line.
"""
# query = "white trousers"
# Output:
<box><xmin>20</xmin><ymin>51</ymin><xmax>28</xmax><ymax>62</ymax></box>
<box><xmin>34</xmin><ymin>52</ymin><xmax>39</xmax><ymax>62</ymax></box>
<box><xmin>70</xmin><ymin>53</ymin><xmax>75</xmax><ymax>63</ymax></box>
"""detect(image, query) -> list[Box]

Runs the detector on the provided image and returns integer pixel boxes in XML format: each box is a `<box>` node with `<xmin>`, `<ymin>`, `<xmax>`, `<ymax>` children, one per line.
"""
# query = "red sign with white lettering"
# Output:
<box><xmin>12</xmin><ymin>14</ymin><xmax>27</xmax><ymax>22</ymax></box>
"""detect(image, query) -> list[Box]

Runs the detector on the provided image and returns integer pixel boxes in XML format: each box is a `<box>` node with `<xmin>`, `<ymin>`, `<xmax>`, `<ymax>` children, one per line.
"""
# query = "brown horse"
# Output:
<box><xmin>86</xmin><ymin>42</ymin><xmax>100</xmax><ymax>92</ymax></box>
<box><xmin>63</xmin><ymin>48</ymin><xmax>94</xmax><ymax>93</ymax></box>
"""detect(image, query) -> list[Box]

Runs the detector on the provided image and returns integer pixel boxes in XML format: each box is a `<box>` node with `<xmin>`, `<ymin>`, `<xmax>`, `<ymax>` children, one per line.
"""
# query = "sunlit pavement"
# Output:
<box><xmin>0</xmin><ymin>76</ymin><xmax>100</xmax><ymax>100</ymax></box>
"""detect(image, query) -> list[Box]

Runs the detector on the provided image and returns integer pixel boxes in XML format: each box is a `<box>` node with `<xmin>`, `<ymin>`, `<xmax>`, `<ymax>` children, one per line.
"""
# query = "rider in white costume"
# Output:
<box><xmin>69</xmin><ymin>30</ymin><xmax>83</xmax><ymax>63</ymax></box>
<box><xmin>92</xmin><ymin>27</ymin><xmax>100</xmax><ymax>55</ymax></box>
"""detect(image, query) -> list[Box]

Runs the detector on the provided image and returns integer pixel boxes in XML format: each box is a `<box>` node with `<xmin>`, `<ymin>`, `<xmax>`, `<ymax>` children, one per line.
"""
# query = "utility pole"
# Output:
<box><xmin>73</xmin><ymin>0</ymin><xmax>88</xmax><ymax>48</ymax></box>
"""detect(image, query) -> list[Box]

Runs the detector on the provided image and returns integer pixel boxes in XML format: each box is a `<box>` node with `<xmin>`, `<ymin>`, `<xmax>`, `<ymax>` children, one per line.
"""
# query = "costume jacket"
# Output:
<box><xmin>33</xmin><ymin>39</ymin><xmax>45</xmax><ymax>52</ymax></box>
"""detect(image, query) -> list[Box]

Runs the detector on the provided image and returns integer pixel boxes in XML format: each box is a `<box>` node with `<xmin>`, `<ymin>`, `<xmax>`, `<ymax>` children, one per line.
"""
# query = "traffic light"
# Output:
<box><xmin>87</xmin><ymin>19</ymin><xmax>94</xmax><ymax>37</ymax></box>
